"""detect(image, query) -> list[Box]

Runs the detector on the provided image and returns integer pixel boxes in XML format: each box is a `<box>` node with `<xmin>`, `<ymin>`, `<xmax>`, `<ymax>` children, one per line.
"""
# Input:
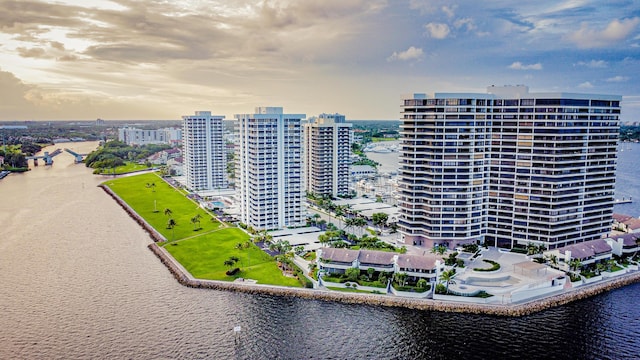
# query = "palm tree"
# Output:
<box><xmin>166</xmin><ymin>218</ymin><xmax>177</xmax><ymax>240</ymax></box>
<box><xmin>224</xmin><ymin>256</ymin><xmax>238</xmax><ymax>270</ymax></box>
<box><xmin>431</xmin><ymin>245</ymin><xmax>447</xmax><ymax>255</ymax></box>
<box><xmin>569</xmin><ymin>258</ymin><xmax>583</xmax><ymax>272</ymax></box>
<box><xmin>344</xmin><ymin>217</ymin><xmax>355</xmax><ymax>234</ymax></box>
<box><xmin>164</xmin><ymin>208</ymin><xmax>172</xmax><ymax>218</ymax></box>
<box><xmin>439</xmin><ymin>269</ymin><xmax>456</xmax><ymax>294</ymax></box>
<box><xmin>191</xmin><ymin>214</ymin><xmax>202</xmax><ymax>230</ymax></box>
<box><xmin>394</xmin><ymin>272</ymin><xmax>407</xmax><ymax>287</ymax></box>
<box><xmin>353</xmin><ymin>217</ymin><xmax>367</xmax><ymax>236</ymax></box>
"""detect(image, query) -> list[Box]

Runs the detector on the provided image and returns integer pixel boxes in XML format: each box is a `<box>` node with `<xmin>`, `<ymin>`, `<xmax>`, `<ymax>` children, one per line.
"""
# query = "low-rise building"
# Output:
<box><xmin>551</xmin><ymin>239</ymin><xmax>613</xmax><ymax>266</ymax></box>
<box><xmin>606</xmin><ymin>233</ymin><xmax>640</xmax><ymax>257</ymax></box>
<box><xmin>317</xmin><ymin>248</ymin><xmax>438</xmax><ymax>281</ymax></box>
<box><xmin>395</xmin><ymin>254</ymin><xmax>439</xmax><ymax>281</ymax></box>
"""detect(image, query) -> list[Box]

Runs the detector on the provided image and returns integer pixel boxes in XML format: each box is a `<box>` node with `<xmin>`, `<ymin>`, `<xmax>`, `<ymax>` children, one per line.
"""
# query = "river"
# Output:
<box><xmin>0</xmin><ymin>141</ymin><xmax>638</xmax><ymax>359</ymax></box>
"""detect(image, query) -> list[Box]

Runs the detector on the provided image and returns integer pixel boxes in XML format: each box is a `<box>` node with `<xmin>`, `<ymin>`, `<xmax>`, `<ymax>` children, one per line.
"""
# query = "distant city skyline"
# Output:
<box><xmin>0</xmin><ymin>1</ymin><xmax>639</xmax><ymax>121</ymax></box>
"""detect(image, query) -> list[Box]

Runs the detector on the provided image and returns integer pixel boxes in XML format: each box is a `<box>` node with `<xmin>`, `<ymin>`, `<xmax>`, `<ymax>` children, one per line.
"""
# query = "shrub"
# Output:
<box><xmin>435</xmin><ymin>283</ymin><xmax>447</xmax><ymax>294</ymax></box>
<box><xmin>462</xmin><ymin>243</ymin><xmax>479</xmax><ymax>253</ymax></box>
<box><xmin>474</xmin><ymin>291</ymin><xmax>493</xmax><ymax>298</ymax></box>
<box><xmin>456</xmin><ymin>259</ymin><xmax>465</xmax><ymax>268</ymax></box>
<box><xmin>568</xmin><ymin>273</ymin><xmax>581</xmax><ymax>282</ymax></box>
<box><xmin>473</xmin><ymin>259</ymin><xmax>500</xmax><ymax>272</ymax></box>
<box><xmin>226</xmin><ymin>267</ymin><xmax>240</xmax><ymax>276</ymax></box>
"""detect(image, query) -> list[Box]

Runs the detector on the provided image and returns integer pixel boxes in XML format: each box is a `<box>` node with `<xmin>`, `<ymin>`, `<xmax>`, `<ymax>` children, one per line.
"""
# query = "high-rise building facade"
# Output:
<box><xmin>304</xmin><ymin>113</ymin><xmax>352</xmax><ymax>198</ymax></box>
<box><xmin>235</xmin><ymin>107</ymin><xmax>305</xmax><ymax>230</ymax></box>
<box><xmin>399</xmin><ymin>85</ymin><xmax>620</xmax><ymax>250</ymax></box>
<box><xmin>182</xmin><ymin>111</ymin><xmax>227</xmax><ymax>191</ymax></box>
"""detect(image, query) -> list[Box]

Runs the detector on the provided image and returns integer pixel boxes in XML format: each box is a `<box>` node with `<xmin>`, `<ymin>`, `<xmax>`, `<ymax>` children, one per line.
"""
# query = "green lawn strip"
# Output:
<box><xmin>165</xmin><ymin>228</ymin><xmax>300</xmax><ymax>287</ymax></box>
<box><xmin>326</xmin><ymin>286</ymin><xmax>378</xmax><ymax>294</ymax></box>
<box><xmin>96</xmin><ymin>162</ymin><xmax>151</xmax><ymax>175</ymax></box>
<box><xmin>104</xmin><ymin>173</ymin><xmax>221</xmax><ymax>241</ymax></box>
<box><xmin>104</xmin><ymin>173</ymin><xmax>299</xmax><ymax>287</ymax></box>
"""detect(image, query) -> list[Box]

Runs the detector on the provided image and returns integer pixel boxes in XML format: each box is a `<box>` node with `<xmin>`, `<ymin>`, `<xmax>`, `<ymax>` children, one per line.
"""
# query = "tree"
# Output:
<box><xmin>417</xmin><ymin>278</ymin><xmax>428</xmax><ymax>289</ymax></box>
<box><xmin>166</xmin><ymin>218</ymin><xmax>177</xmax><ymax>240</ymax></box>
<box><xmin>346</xmin><ymin>267</ymin><xmax>360</xmax><ymax>282</ymax></box>
<box><xmin>344</xmin><ymin>217</ymin><xmax>355</xmax><ymax>234</ymax></box>
<box><xmin>569</xmin><ymin>258</ymin><xmax>583</xmax><ymax>272</ymax></box>
<box><xmin>431</xmin><ymin>245</ymin><xmax>447</xmax><ymax>255</ymax></box>
<box><xmin>353</xmin><ymin>217</ymin><xmax>367</xmax><ymax>236</ymax></box>
<box><xmin>394</xmin><ymin>272</ymin><xmax>407</xmax><ymax>287</ymax></box>
<box><xmin>372</xmin><ymin>213</ymin><xmax>389</xmax><ymax>229</ymax></box>
<box><xmin>224</xmin><ymin>256</ymin><xmax>239</xmax><ymax>270</ymax></box>
<box><xmin>439</xmin><ymin>269</ymin><xmax>456</xmax><ymax>294</ymax></box>
<box><xmin>367</xmin><ymin>267</ymin><xmax>375</xmax><ymax>280</ymax></box>
<box><xmin>164</xmin><ymin>208</ymin><xmax>172</xmax><ymax>218</ymax></box>
<box><xmin>191</xmin><ymin>213</ymin><xmax>202</xmax><ymax>230</ymax></box>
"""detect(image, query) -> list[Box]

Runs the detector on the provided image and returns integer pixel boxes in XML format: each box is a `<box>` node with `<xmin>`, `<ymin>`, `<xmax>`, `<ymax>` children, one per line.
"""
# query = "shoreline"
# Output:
<box><xmin>100</xmin><ymin>184</ymin><xmax>640</xmax><ymax>317</ymax></box>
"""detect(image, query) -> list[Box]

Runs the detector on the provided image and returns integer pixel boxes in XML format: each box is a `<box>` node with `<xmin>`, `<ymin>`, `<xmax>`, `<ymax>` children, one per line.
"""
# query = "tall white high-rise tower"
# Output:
<box><xmin>235</xmin><ymin>107</ymin><xmax>305</xmax><ymax>230</ymax></box>
<box><xmin>182</xmin><ymin>111</ymin><xmax>227</xmax><ymax>191</ymax></box>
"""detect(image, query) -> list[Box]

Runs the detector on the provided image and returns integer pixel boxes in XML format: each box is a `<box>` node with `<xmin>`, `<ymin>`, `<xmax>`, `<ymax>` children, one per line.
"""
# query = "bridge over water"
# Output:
<box><xmin>25</xmin><ymin>148</ymin><xmax>87</xmax><ymax>166</ymax></box>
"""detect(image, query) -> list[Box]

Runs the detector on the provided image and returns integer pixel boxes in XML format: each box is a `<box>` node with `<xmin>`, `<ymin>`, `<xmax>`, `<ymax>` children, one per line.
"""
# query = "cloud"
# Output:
<box><xmin>454</xmin><ymin>18</ymin><xmax>476</xmax><ymax>32</ymax></box>
<box><xmin>568</xmin><ymin>17</ymin><xmax>640</xmax><ymax>48</ymax></box>
<box><xmin>387</xmin><ymin>46</ymin><xmax>424</xmax><ymax>62</ymax></box>
<box><xmin>442</xmin><ymin>5</ymin><xmax>457</xmax><ymax>18</ymax></box>
<box><xmin>424</xmin><ymin>22</ymin><xmax>450</xmax><ymax>39</ymax></box>
<box><xmin>508</xmin><ymin>62</ymin><xmax>542</xmax><ymax>70</ymax></box>
<box><xmin>17</xmin><ymin>47</ymin><xmax>46</xmax><ymax>58</ymax></box>
<box><xmin>578</xmin><ymin>81</ymin><xmax>594</xmax><ymax>89</ymax></box>
<box><xmin>606</xmin><ymin>75</ymin><xmax>629</xmax><ymax>82</ymax></box>
<box><xmin>575</xmin><ymin>60</ymin><xmax>608</xmax><ymax>68</ymax></box>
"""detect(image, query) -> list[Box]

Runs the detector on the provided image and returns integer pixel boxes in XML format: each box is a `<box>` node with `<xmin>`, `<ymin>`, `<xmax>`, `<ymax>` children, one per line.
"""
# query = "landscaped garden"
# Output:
<box><xmin>322</xmin><ymin>268</ymin><xmax>389</xmax><ymax>288</ymax></box>
<box><xmin>104</xmin><ymin>172</ymin><xmax>304</xmax><ymax>287</ymax></box>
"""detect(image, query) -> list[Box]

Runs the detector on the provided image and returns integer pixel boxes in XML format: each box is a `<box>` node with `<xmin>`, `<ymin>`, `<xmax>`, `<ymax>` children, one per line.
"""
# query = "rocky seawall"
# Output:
<box><xmin>101</xmin><ymin>184</ymin><xmax>640</xmax><ymax>317</ymax></box>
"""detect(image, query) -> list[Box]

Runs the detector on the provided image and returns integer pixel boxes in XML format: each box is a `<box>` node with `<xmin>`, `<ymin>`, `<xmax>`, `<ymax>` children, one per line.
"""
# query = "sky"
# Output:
<box><xmin>1</xmin><ymin>0</ymin><xmax>640</xmax><ymax>121</ymax></box>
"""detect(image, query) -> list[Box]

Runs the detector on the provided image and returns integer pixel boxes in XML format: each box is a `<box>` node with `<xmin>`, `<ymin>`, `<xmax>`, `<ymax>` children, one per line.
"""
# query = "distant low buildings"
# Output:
<box><xmin>118</xmin><ymin>126</ymin><xmax>182</xmax><ymax>146</ymax></box>
<box><xmin>350</xmin><ymin>164</ymin><xmax>376</xmax><ymax>178</ymax></box>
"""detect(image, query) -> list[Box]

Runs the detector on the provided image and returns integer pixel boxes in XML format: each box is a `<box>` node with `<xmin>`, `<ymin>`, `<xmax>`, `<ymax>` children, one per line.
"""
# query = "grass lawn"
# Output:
<box><xmin>371</xmin><ymin>137</ymin><xmax>398</xmax><ymax>142</ymax></box>
<box><xmin>95</xmin><ymin>162</ymin><xmax>152</xmax><ymax>175</ymax></box>
<box><xmin>104</xmin><ymin>173</ymin><xmax>300</xmax><ymax>287</ymax></box>
<box><xmin>326</xmin><ymin>286</ymin><xmax>378</xmax><ymax>294</ymax></box>
<box><xmin>104</xmin><ymin>172</ymin><xmax>221</xmax><ymax>241</ymax></box>
<box><xmin>165</xmin><ymin>228</ymin><xmax>300</xmax><ymax>286</ymax></box>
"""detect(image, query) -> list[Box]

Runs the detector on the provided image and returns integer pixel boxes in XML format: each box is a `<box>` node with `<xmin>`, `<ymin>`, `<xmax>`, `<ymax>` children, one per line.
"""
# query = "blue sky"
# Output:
<box><xmin>0</xmin><ymin>0</ymin><xmax>639</xmax><ymax>121</ymax></box>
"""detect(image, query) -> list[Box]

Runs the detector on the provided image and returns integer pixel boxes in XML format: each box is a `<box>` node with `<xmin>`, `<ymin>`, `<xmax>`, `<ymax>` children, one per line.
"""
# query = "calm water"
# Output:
<box><xmin>0</xmin><ymin>142</ymin><xmax>639</xmax><ymax>359</ymax></box>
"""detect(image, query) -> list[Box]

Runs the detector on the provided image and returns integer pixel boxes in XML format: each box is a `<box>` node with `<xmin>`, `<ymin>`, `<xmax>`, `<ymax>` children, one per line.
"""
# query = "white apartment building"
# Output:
<box><xmin>118</xmin><ymin>127</ymin><xmax>182</xmax><ymax>146</ymax></box>
<box><xmin>235</xmin><ymin>107</ymin><xmax>305</xmax><ymax>230</ymax></box>
<box><xmin>182</xmin><ymin>111</ymin><xmax>228</xmax><ymax>192</ymax></box>
<box><xmin>304</xmin><ymin>113</ymin><xmax>352</xmax><ymax>198</ymax></box>
<box><xmin>399</xmin><ymin>85</ymin><xmax>620</xmax><ymax>250</ymax></box>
